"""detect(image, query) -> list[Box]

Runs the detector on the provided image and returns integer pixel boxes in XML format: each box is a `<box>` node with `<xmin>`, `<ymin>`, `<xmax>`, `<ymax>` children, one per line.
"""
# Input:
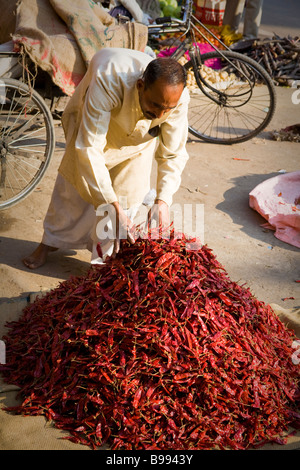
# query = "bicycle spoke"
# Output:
<box><xmin>9</xmin><ymin>125</ymin><xmax>47</xmax><ymax>145</ymax></box>
<box><xmin>147</xmin><ymin>0</ymin><xmax>275</xmax><ymax>144</ymax></box>
<box><xmin>6</xmin><ymin>112</ymin><xmax>43</xmax><ymax>143</ymax></box>
<box><xmin>223</xmin><ymin>108</ymin><xmax>239</xmax><ymax>139</ymax></box>
<box><xmin>2</xmin><ymin>161</ymin><xmax>23</xmax><ymax>197</ymax></box>
<box><xmin>10</xmin><ymin>145</ymin><xmax>46</xmax><ymax>153</ymax></box>
<box><xmin>201</xmin><ymin>103</ymin><xmax>223</xmax><ymax>137</ymax></box>
<box><xmin>226</xmin><ymin>105</ymin><xmax>263</xmax><ymax>129</ymax></box>
<box><xmin>0</xmin><ymin>78</ymin><xmax>54</xmax><ymax>209</ymax></box>
<box><xmin>189</xmin><ymin>88</ymin><xmax>269</xmax><ymax>140</ymax></box>
<box><xmin>6</xmin><ymin>157</ymin><xmax>32</xmax><ymax>187</ymax></box>
<box><xmin>1</xmin><ymin>88</ymin><xmax>18</xmax><ymax>136</ymax></box>
<box><xmin>185</xmin><ymin>50</ymin><xmax>276</xmax><ymax>143</ymax></box>
<box><xmin>1</xmin><ymin>153</ymin><xmax>42</xmax><ymax>199</ymax></box>
<box><xmin>188</xmin><ymin>100</ymin><xmax>218</xmax><ymax>127</ymax></box>
<box><xmin>7</xmin><ymin>153</ymin><xmax>41</xmax><ymax>172</ymax></box>
<box><xmin>0</xmin><ymin>173</ymin><xmax>12</xmax><ymax>199</ymax></box>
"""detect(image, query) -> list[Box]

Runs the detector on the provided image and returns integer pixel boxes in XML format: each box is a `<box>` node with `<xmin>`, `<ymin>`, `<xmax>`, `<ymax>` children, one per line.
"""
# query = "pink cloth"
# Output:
<box><xmin>158</xmin><ymin>43</ymin><xmax>221</xmax><ymax>69</ymax></box>
<box><xmin>249</xmin><ymin>171</ymin><xmax>300</xmax><ymax>248</ymax></box>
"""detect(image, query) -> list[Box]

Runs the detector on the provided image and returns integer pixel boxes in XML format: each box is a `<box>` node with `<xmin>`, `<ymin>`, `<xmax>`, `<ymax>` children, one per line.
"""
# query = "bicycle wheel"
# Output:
<box><xmin>0</xmin><ymin>77</ymin><xmax>55</xmax><ymax>209</ymax></box>
<box><xmin>184</xmin><ymin>50</ymin><xmax>276</xmax><ymax>144</ymax></box>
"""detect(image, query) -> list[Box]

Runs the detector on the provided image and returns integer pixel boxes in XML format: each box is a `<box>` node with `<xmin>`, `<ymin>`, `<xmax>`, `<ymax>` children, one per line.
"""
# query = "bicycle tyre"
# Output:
<box><xmin>0</xmin><ymin>77</ymin><xmax>55</xmax><ymax>209</ymax></box>
<box><xmin>184</xmin><ymin>50</ymin><xmax>276</xmax><ymax>144</ymax></box>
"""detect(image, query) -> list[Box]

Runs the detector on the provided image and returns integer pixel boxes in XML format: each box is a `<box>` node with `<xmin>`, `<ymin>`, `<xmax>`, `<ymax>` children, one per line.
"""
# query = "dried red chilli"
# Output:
<box><xmin>0</xmin><ymin>228</ymin><xmax>299</xmax><ymax>450</ymax></box>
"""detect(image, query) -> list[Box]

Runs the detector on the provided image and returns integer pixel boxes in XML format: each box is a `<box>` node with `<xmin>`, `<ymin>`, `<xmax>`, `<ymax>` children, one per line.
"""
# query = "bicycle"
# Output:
<box><xmin>0</xmin><ymin>47</ymin><xmax>55</xmax><ymax>210</ymax></box>
<box><xmin>148</xmin><ymin>0</ymin><xmax>276</xmax><ymax>145</ymax></box>
<box><xmin>0</xmin><ymin>1</ymin><xmax>276</xmax><ymax>210</ymax></box>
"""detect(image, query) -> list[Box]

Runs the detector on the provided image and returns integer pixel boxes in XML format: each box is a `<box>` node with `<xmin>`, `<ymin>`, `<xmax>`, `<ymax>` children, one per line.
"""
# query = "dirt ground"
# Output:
<box><xmin>0</xmin><ymin>0</ymin><xmax>300</xmax><ymax>448</ymax></box>
<box><xmin>0</xmin><ymin>85</ymin><xmax>299</xmax><ymax>307</ymax></box>
<box><xmin>0</xmin><ymin>83</ymin><xmax>299</xmax><ymax>451</ymax></box>
<box><xmin>0</xmin><ymin>0</ymin><xmax>300</xmax><ymax>307</ymax></box>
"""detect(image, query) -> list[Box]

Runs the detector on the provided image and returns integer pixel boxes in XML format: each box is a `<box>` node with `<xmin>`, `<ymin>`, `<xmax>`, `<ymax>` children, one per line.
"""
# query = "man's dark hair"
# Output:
<box><xmin>142</xmin><ymin>57</ymin><xmax>187</xmax><ymax>90</ymax></box>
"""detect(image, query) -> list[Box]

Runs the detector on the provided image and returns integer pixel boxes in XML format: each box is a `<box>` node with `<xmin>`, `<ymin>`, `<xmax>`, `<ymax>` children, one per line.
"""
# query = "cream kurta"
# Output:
<box><xmin>58</xmin><ymin>47</ymin><xmax>190</xmax><ymax>210</ymax></box>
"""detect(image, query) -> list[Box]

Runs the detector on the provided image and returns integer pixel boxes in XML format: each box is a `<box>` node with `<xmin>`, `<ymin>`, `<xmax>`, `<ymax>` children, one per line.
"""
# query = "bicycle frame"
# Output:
<box><xmin>148</xmin><ymin>0</ymin><xmax>229</xmax><ymax>53</ymax></box>
<box><xmin>148</xmin><ymin>0</ymin><xmax>255</xmax><ymax>103</ymax></box>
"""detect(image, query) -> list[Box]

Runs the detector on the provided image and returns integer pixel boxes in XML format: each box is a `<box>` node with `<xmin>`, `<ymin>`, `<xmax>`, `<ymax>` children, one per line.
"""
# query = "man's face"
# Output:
<box><xmin>137</xmin><ymin>77</ymin><xmax>184</xmax><ymax>120</ymax></box>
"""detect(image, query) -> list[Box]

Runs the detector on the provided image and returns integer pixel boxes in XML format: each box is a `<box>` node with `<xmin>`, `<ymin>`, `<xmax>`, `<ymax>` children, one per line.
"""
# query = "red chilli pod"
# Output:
<box><xmin>0</xmin><ymin>228</ymin><xmax>299</xmax><ymax>450</ymax></box>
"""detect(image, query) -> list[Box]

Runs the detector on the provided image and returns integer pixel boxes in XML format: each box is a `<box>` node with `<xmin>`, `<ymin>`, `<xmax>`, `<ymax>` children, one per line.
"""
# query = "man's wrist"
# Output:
<box><xmin>155</xmin><ymin>198</ymin><xmax>168</xmax><ymax>206</ymax></box>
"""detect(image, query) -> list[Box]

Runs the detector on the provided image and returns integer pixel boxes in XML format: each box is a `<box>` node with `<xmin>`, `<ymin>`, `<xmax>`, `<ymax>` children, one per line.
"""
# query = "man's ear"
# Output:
<box><xmin>137</xmin><ymin>78</ymin><xmax>144</xmax><ymax>91</ymax></box>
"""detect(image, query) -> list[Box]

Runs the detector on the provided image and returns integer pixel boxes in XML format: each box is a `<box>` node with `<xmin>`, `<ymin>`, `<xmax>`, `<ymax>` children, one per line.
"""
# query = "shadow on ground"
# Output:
<box><xmin>216</xmin><ymin>172</ymin><xmax>299</xmax><ymax>252</ymax></box>
<box><xmin>0</xmin><ymin>236</ymin><xmax>91</xmax><ymax>284</ymax></box>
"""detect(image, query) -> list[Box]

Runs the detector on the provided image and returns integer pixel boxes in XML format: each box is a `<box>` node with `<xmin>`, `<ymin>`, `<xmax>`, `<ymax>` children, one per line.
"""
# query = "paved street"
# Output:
<box><xmin>0</xmin><ymin>0</ymin><xmax>299</xmax><ymax>451</ymax></box>
<box><xmin>243</xmin><ymin>0</ymin><xmax>300</xmax><ymax>38</ymax></box>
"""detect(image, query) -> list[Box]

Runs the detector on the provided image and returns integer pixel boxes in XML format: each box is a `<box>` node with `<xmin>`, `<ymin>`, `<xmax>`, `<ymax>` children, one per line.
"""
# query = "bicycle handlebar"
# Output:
<box><xmin>154</xmin><ymin>16</ymin><xmax>172</xmax><ymax>25</ymax></box>
<box><xmin>148</xmin><ymin>0</ymin><xmax>192</xmax><ymax>33</ymax></box>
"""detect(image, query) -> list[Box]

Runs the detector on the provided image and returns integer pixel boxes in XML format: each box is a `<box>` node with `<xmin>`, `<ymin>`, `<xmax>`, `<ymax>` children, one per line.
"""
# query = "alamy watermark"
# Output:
<box><xmin>95</xmin><ymin>201</ymin><xmax>205</xmax><ymax>248</ymax></box>
<box><xmin>0</xmin><ymin>340</ymin><xmax>5</xmax><ymax>364</ymax></box>
<box><xmin>292</xmin><ymin>340</ymin><xmax>300</xmax><ymax>365</ymax></box>
<box><xmin>0</xmin><ymin>79</ymin><xmax>6</xmax><ymax>104</ymax></box>
<box><xmin>291</xmin><ymin>80</ymin><xmax>300</xmax><ymax>105</ymax></box>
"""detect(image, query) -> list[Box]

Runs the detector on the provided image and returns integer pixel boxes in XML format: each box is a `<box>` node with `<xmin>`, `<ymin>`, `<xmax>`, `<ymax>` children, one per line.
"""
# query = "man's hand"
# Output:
<box><xmin>147</xmin><ymin>199</ymin><xmax>170</xmax><ymax>230</ymax></box>
<box><xmin>112</xmin><ymin>201</ymin><xmax>136</xmax><ymax>257</ymax></box>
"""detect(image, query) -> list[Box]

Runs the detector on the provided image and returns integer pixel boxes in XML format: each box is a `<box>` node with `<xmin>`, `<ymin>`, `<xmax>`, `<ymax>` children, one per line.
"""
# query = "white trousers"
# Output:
<box><xmin>223</xmin><ymin>0</ymin><xmax>263</xmax><ymax>38</ymax></box>
<box><xmin>42</xmin><ymin>174</ymin><xmax>151</xmax><ymax>263</ymax></box>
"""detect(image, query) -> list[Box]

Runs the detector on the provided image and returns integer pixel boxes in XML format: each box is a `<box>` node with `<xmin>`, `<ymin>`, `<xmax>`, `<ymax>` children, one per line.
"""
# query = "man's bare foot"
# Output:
<box><xmin>22</xmin><ymin>243</ymin><xmax>58</xmax><ymax>269</ymax></box>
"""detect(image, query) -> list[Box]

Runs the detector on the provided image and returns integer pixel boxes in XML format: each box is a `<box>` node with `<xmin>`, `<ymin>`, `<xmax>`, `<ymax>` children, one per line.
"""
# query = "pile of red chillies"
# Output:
<box><xmin>1</xmin><ymin>230</ymin><xmax>299</xmax><ymax>450</ymax></box>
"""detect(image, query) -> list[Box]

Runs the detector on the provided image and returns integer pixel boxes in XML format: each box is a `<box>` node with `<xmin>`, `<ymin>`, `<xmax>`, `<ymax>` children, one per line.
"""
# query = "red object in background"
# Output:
<box><xmin>194</xmin><ymin>0</ymin><xmax>226</xmax><ymax>26</ymax></box>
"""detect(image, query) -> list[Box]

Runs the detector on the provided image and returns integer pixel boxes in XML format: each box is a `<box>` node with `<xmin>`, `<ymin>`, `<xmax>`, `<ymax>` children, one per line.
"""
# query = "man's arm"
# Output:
<box><xmin>148</xmin><ymin>93</ymin><xmax>189</xmax><ymax>231</ymax></box>
<box><xmin>154</xmin><ymin>89</ymin><xmax>190</xmax><ymax>208</ymax></box>
<box><xmin>74</xmin><ymin>73</ymin><xmax>120</xmax><ymax>208</ymax></box>
<box><xmin>147</xmin><ymin>198</ymin><xmax>170</xmax><ymax>229</ymax></box>
<box><xmin>74</xmin><ymin>71</ymin><xmax>136</xmax><ymax>253</ymax></box>
<box><xmin>111</xmin><ymin>201</ymin><xmax>136</xmax><ymax>256</ymax></box>
<box><xmin>118</xmin><ymin>0</ymin><xmax>145</xmax><ymax>22</ymax></box>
